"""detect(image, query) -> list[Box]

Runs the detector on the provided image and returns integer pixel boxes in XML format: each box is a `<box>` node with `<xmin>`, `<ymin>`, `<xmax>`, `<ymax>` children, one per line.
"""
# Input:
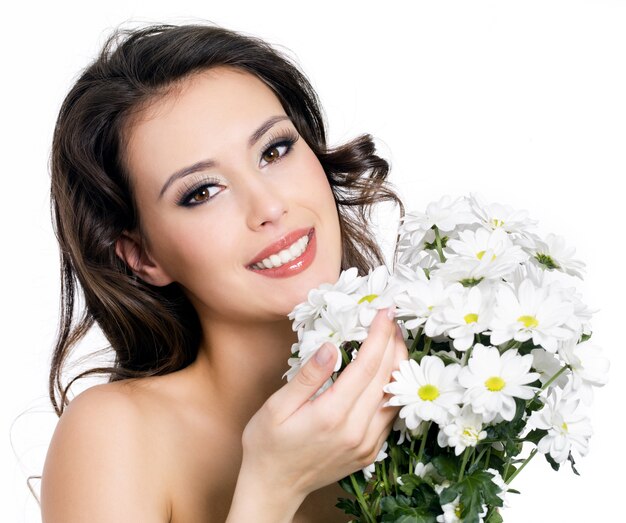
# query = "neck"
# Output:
<box><xmin>187</xmin><ymin>313</ymin><xmax>298</xmax><ymax>432</ymax></box>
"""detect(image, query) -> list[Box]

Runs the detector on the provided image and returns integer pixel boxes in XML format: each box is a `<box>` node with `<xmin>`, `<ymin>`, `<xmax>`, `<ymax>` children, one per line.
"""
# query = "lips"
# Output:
<box><xmin>247</xmin><ymin>227</ymin><xmax>314</xmax><ymax>267</ymax></box>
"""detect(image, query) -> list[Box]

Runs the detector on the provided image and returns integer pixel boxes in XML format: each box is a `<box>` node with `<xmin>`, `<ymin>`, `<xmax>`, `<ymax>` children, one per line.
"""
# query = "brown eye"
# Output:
<box><xmin>260</xmin><ymin>143</ymin><xmax>289</xmax><ymax>166</ymax></box>
<box><xmin>261</xmin><ymin>145</ymin><xmax>283</xmax><ymax>164</ymax></box>
<box><xmin>192</xmin><ymin>187</ymin><xmax>211</xmax><ymax>203</ymax></box>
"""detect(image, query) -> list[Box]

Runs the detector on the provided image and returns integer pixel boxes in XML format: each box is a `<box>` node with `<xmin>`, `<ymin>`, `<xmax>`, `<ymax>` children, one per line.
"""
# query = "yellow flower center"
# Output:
<box><xmin>485</xmin><ymin>376</ymin><xmax>506</xmax><ymax>391</ymax></box>
<box><xmin>418</xmin><ymin>384</ymin><xmax>440</xmax><ymax>401</ymax></box>
<box><xmin>464</xmin><ymin>313</ymin><xmax>479</xmax><ymax>324</ymax></box>
<box><xmin>455</xmin><ymin>504</ymin><xmax>463</xmax><ymax>518</ymax></box>
<box><xmin>491</xmin><ymin>218</ymin><xmax>505</xmax><ymax>228</ymax></box>
<box><xmin>476</xmin><ymin>250</ymin><xmax>496</xmax><ymax>261</ymax></box>
<box><xmin>358</xmin><ymin>294</ymin><xmax>378</xmax><ymax>304</ymax></box>
<box><xmin>561</xmin><ymin>422</ymin><xmax>569</xmax><ymax>432</ymax></box>
<box><xmin>517</xmin><ymin>315</ymin><xmax>539</xmax><ymax>328</ymax></box>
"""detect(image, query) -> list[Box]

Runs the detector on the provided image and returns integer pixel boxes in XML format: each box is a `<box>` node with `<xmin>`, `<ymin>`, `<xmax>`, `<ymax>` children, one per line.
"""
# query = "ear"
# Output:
<box><xmin>115</xmin><ymin>230</ymin><xmax>174</xmax><ymax>287</ymax></box>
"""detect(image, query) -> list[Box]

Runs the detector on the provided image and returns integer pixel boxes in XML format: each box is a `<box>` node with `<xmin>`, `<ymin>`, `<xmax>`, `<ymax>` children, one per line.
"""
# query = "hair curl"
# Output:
<box><xmin>49</xmin><ymin>22</ymin><xmax>404</xmax><ymax>418</ymax></box>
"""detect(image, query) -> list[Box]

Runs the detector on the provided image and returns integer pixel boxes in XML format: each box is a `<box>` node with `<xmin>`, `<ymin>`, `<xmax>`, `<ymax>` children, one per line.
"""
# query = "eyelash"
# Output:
<box><xmin>176</xmin><ymin>129</ymin><xmax>300</xmax><ymax>207</ymax></box>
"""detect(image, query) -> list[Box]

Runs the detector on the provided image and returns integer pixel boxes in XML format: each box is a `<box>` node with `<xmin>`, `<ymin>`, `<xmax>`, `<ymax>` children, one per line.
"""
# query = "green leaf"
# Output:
<box><xmin>545</xmin><ymin>453</ymin><xmax>561</xmax><ymax>472</ymax></box>
<box><xmin>525</xmin><ymin>429</ymin><xmax>548</xmax><ymax>445</ymax></box>
<box><xmin>439</xmin><ymin>470</ymin><xmax>504</xmax><ymax>523</ymax></box>
<box><xmin>431</xmin><ymin>455</ymin><xmax>459</xmax><ymax>481</ymax></box>
<box><xmin>338</xmin><ymin>476</ymin><xmax>355</xmax><ymax>496</ymax></box>
<box><xmin>488</xmin><ymin>508</ymin><xmax>504</xmax><ymax>523</ymax></box>
<box><xmin>335</xmin><ymin>497</ymin><xmax>361</xmax><ymax>517</ymax></box>
<box><xmin>568</xmin><ymin>453</ymin><xmax>580</xmax><ymax>476</ymax></box>
<box><xmin>397</xmin><ymin>474</ymin><xmax>425</xmax><ymax>497</ymax></box>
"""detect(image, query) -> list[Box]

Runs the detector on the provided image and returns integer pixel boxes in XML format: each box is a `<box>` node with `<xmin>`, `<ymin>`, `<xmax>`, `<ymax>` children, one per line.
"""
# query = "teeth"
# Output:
<box><xmin>252</xmin><ymin>234</ymin><xmax>309</xmax><ymax>270</ymax></box>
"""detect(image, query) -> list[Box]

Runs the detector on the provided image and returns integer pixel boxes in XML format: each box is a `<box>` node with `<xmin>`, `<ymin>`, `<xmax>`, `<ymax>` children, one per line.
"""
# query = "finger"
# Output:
<box><xmin>318</xmin><ymin>308</ymin><xmax>396</xmax><ymax>412</ymax></box>
<box><xmin>348</xmin><ymin>333</ymin><xmax>403</xmax><ymax>435</ymax></box>
<box><xmin>269</xmin><ymin>342</ymin><xmax>339</xmax><ymax>421</ymax></box>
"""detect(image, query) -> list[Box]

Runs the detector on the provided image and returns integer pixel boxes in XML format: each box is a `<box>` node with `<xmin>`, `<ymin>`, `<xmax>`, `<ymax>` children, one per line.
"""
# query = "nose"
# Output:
<box><xmin>244</xmin><ymin>177</ymin><xmax>289</xmax><ymax>230</ymax></box>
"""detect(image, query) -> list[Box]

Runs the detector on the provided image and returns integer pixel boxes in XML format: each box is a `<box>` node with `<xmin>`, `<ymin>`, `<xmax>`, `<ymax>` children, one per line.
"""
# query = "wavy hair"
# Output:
<box><xmin>49</xmin><ymin>22</ymin><xmax>404</xmax><ymax>418</ymax></box>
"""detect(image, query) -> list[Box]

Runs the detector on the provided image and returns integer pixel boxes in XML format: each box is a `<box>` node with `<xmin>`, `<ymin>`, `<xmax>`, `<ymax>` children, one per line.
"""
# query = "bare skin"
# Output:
<box><xmin>40</xmin><ymin>67</ymin><xmax>407</xmax><ymax>522</ymax></box>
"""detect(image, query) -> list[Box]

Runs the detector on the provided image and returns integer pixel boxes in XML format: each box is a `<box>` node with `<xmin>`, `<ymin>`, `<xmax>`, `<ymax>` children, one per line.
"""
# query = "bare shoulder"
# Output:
<box><xmin>40</xmin><ymin>381</ymin><xmax>172</xmax><ymax>523</ymax></box>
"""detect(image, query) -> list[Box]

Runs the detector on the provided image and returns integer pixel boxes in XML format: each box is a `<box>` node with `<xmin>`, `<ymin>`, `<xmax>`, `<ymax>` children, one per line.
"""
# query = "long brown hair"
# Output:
<box><xmin>49</xmin><ymin>22</ymin><xmax>404</xmax><ymax>417</ymax></box>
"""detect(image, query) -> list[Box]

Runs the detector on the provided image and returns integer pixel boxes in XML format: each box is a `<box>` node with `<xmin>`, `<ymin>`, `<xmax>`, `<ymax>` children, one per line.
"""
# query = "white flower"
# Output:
<box><xmin>559</xmin><ymin>339</ymin><xmax>610</xmax><ymax>404</ymax></box>
<box><xmin>362</xmin><ymin>441</ymin><xmax>388</xmax><ymax>480</ymax></box>
<box><xmin>432</xmin><ymin>285</ymin><xmax>493</xmax><ymax>351</ymax></box>
<box><xmin>459</xmin><ymin>345</ymin><xmax>539</xmax><ymax>422</ymax></box>
<box><xmin>467</xmin><ymin>192</ymin><xmax>539</xmax><ymax>236</ymax></box>
<box><xmin>530</xmin><ymin>348</ymin><xmax>569</xmax><ymax>389</ymax></box>
<box><xmin>437</xmin><ymin>227</ymin><xmax>530</xmax><ymax>283</ymax></box>
<box><xmin>394</xmin><ymin>277</ymin><xmax>464</xmax><ymax>333</ymax></box>
<box><xmin>384</xmin><ymin>356</ymin><xmax>464</xmax><ymax>427</ymax></box>
<box><xmin>528</xmin><ymin>391</ymin><xmax>593</xmax><ymax>463</ymax></box>
<box><xmin>488</xmin><ymin>279</ymin><xmax>575</xmax><ymax>352</ymax></box>
<box><xmin>298</xmin><ymin>303</ymin><xmax>366</xmax><ymax>358</ymax></box>
<box><xmin>393</xmin><ymin>416</ymin><xmax>430</xmax><ymax>444</ymax></box>
<box><xmin>355</xmin><ymin>265</ymin><xmax>397</xmax><ymax>326</ymax></box>
<box><xmin>486</xmin><ymin>468</ymin><xmax>510</xmax><ymax>508</ymax></box>
<box><xmin>531</xmin><ymin>233</ymin><xmax>586</xmax><ymax>279</ymax></box>
<box><xmin>398</xmin><ymin>195</ymin><xmax>477</xmax><ymax>248</ymax></box>
<box><xmin>288</xmin><ymin>267</ymin><xmax>364</xmax><ymax>333</ymax></box>
<box><xmin>437</xmin><ymin>495</ymin><xmax>487</xmax><ymax>523</ymax></box>
<box><xmin>437</xmin><ymin>405</ymin><xmax>487</xmax><ymax>455</ymax></box>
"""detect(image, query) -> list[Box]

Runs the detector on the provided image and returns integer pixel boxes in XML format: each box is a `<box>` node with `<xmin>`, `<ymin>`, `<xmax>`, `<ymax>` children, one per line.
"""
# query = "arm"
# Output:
<box><xmin>40</xmin><ymin>385</ymin><xmax>171</xmax><ymax>523</ymax></box>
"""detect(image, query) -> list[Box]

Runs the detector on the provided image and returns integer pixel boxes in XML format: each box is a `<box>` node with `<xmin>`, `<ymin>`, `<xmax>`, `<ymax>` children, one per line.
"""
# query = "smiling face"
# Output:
<box><xmin>119</xmin><ymin>66</ymin><xmax>343</xmax><ymax>324</ymax></box>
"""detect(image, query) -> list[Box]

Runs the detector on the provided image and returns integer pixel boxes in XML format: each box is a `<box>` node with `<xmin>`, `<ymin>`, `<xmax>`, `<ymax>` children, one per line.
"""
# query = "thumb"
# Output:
<box><xmin>274</xmin><ymin>343</ymin><xmax>338</xmax><ymax>419</ymax></box>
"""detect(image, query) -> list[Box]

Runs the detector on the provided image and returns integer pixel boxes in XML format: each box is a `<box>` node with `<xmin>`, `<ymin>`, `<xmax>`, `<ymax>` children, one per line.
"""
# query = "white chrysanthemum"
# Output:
<box><xmin>549</xmin><ymin>281</ymin><xmax>596</xmax><ymax>338</ymax></box>
<box><xmin>355</xmin><ymin>265</ymin><xmax>398</xmax><ymax>327</ymax></box>
<box><xmin>297</xmin><ymin>304</ymin><xmax>367</xmax><ymax>370</ymax></box>
<box><xmin>559</xmin><ymin>339</ymin><xmax>610</xmax><ymax>405</ymax></box>
<box><xmin>468</xmin><ymin>192</ymin><xmax>539</xmax><ymax>235</ymax></box>
<box><xmin>437</xmin><ymin>495</ymin><xmax>487</xmax><ymax>523</ymax></box>
<box><xmin>486</xmin><ymin>468</ymin><xmax>510</xmax><ymax>508</ymax></box>
<box><xmin>394</xmin><ymin>276</ymin><xmax>464</xmax><ymax>333</ymax></box>
<box><xmin>398</xmin><ymin>195</ymin><xmax>477</xmax><ymax>248</ymax></box>
<box><xmin>431</xmin><ymin>285</ymin><xmax>493</xmax><ymax>351</ymax></box>
<box><xmin>392</xmin><ymin>416</ymin><xmax>429</xmax><ymax>444</ymax></box>
<box><xmin>531</xmin><ymin>233</ymin><xmax>586</xmax><ymax>279</ymax></box>
<box><xmin>458</xmin><ymin>344</ymin><xmax>539</xmax><ymax>422</ymax></box>
<box><xmin>436</xmin><ymin>227</ymin><xmax>529</xmax><ymax>283</ymax></box>
<box><xmin>288</xmin><ymin>267</ymin><xmax>364</xmax><ymax>333</ymax></box>
<box><xmin>488</xmin><ymin>279</ymin><xmax>575</xmax><ymax>352</ymax></box>
<box><xmin>530</xmin><ymin>348</ymin><xmax>569</xmax><ymax>389</ymax></box>
<box><xmin>384</xmin><ymin>356</ymin><xmax>464</xmax><ymax>427</ymax></box>
<box><xmin>362</xmin><ymin>441</ymin><xmax>388</xmax><ymax>481</ymax></box>
<box><xmin>437</xmin><ymin>405</ymin><xmax>487</xmax><ymax>455</ymax></box>
<box><xmin>528</xmin><ymin>391</ymin><xmax>593</xmax><ymax>463</ymax></box>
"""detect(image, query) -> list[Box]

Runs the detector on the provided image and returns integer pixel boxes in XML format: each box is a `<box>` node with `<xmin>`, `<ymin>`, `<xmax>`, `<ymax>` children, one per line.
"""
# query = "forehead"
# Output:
<box><xmin>123</xmin><ymin>67</ymin><xmax>286</xmax><ymax>189</ymax></box>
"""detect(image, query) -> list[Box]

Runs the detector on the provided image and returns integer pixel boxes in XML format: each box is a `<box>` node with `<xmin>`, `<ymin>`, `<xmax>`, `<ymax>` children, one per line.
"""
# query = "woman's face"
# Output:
<box><xmin>121</xmin><ymin>66</ymin><xmax>342</xmax><ymax>323</ymax></box>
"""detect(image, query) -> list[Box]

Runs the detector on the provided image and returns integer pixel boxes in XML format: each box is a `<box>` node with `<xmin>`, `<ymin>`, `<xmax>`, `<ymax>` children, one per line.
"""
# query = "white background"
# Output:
<box><xmin>2</xmin><ymin>1</ymin><xmax>625</xmax><ymax>521</ymax></box>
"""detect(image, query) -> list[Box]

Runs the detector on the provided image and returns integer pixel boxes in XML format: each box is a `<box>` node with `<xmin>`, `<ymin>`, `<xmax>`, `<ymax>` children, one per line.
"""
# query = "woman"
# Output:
<box><xmin>40</xmin><ymin>23</ymin><xmax>407</xmax><ymax>522</ymax></box>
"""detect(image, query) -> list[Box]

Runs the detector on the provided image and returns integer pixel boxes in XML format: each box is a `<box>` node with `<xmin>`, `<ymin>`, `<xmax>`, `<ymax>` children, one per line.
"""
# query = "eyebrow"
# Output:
<box><xmin>158</xmin><ymin>115</ymin><xmax>291</xmax><ymax>199</ymax></box>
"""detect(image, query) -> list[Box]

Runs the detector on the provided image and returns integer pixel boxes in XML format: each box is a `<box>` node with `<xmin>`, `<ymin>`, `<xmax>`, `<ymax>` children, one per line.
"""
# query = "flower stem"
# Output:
<box><xmin>416</xmin><ymin>422</ymin><xmax>431</xmax><ymax>464</ymax></box>
<box><xmin>433</xmin><ymin>225</ymin><xmax>447</xmax><ymax>262</ymax></box>
<box><xmin>381</xmin><ymin>459</ymin><xmax>391</xmax><ymax>496</ymax></box>
<box><xmin>458</xmin><ymin>447</ymin><xmax>472</xmax><ymax>482</ymax></box>
<box><xmin>408</xmin><ymin>438</ymin><xmax>417</xmax><ymax>475</ymax></box>
<box><xmin>349</xmin><ymin>474</ymin><xmax>375</xmax><ymax>523</ymax></box>
<box><xmin>506</xmin><ymin>449</ymin><xmax>538</xmax><ymax>484</ymax></box>
<box><xmin>532</xmin><ymin>365</ymin><xmax>570</xmax><ymax>401</ymax></box>
<box><xmin>421</xmin><ymin>337</ymin><xmax>432</xmax><ymax>358</ymax></box>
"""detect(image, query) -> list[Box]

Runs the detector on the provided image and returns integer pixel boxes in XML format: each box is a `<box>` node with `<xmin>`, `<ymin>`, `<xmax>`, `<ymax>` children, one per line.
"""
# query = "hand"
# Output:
<box><xmin>239</xmin><ymin>307</ymin><xmax>408</xmax><ymax>501</ymax></box>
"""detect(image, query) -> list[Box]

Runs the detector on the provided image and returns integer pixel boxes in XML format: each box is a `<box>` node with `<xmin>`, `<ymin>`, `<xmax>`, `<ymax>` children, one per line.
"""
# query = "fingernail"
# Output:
<box><xmin>387</xmin><ymin>307</ymin><xmax>396</xmax><ymax>320</ymax></box>
<box><xmin>315</xmin><ymin>343</ymin><xmax>332</xmax><ymax>365</ymax></box>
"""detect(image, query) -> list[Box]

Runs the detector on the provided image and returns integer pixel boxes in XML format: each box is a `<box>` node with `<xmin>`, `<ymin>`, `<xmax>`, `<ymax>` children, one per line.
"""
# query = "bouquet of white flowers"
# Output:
<box><xmin>285</xmin><ymin>193</ymin><xmax>609</xmax><ymax>523</ymax></box>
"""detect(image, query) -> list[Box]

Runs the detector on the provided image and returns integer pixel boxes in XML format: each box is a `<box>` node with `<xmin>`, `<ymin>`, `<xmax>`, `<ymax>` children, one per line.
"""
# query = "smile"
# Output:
<box><xmin>251</xmin><ymin>234</ymin><xmax>309</xmax><ymax>270</ymax></box>
<box><xmin>247</xmin><ymin>228</ymin><xmax>316</xmax><ymax>278</ymax></box>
